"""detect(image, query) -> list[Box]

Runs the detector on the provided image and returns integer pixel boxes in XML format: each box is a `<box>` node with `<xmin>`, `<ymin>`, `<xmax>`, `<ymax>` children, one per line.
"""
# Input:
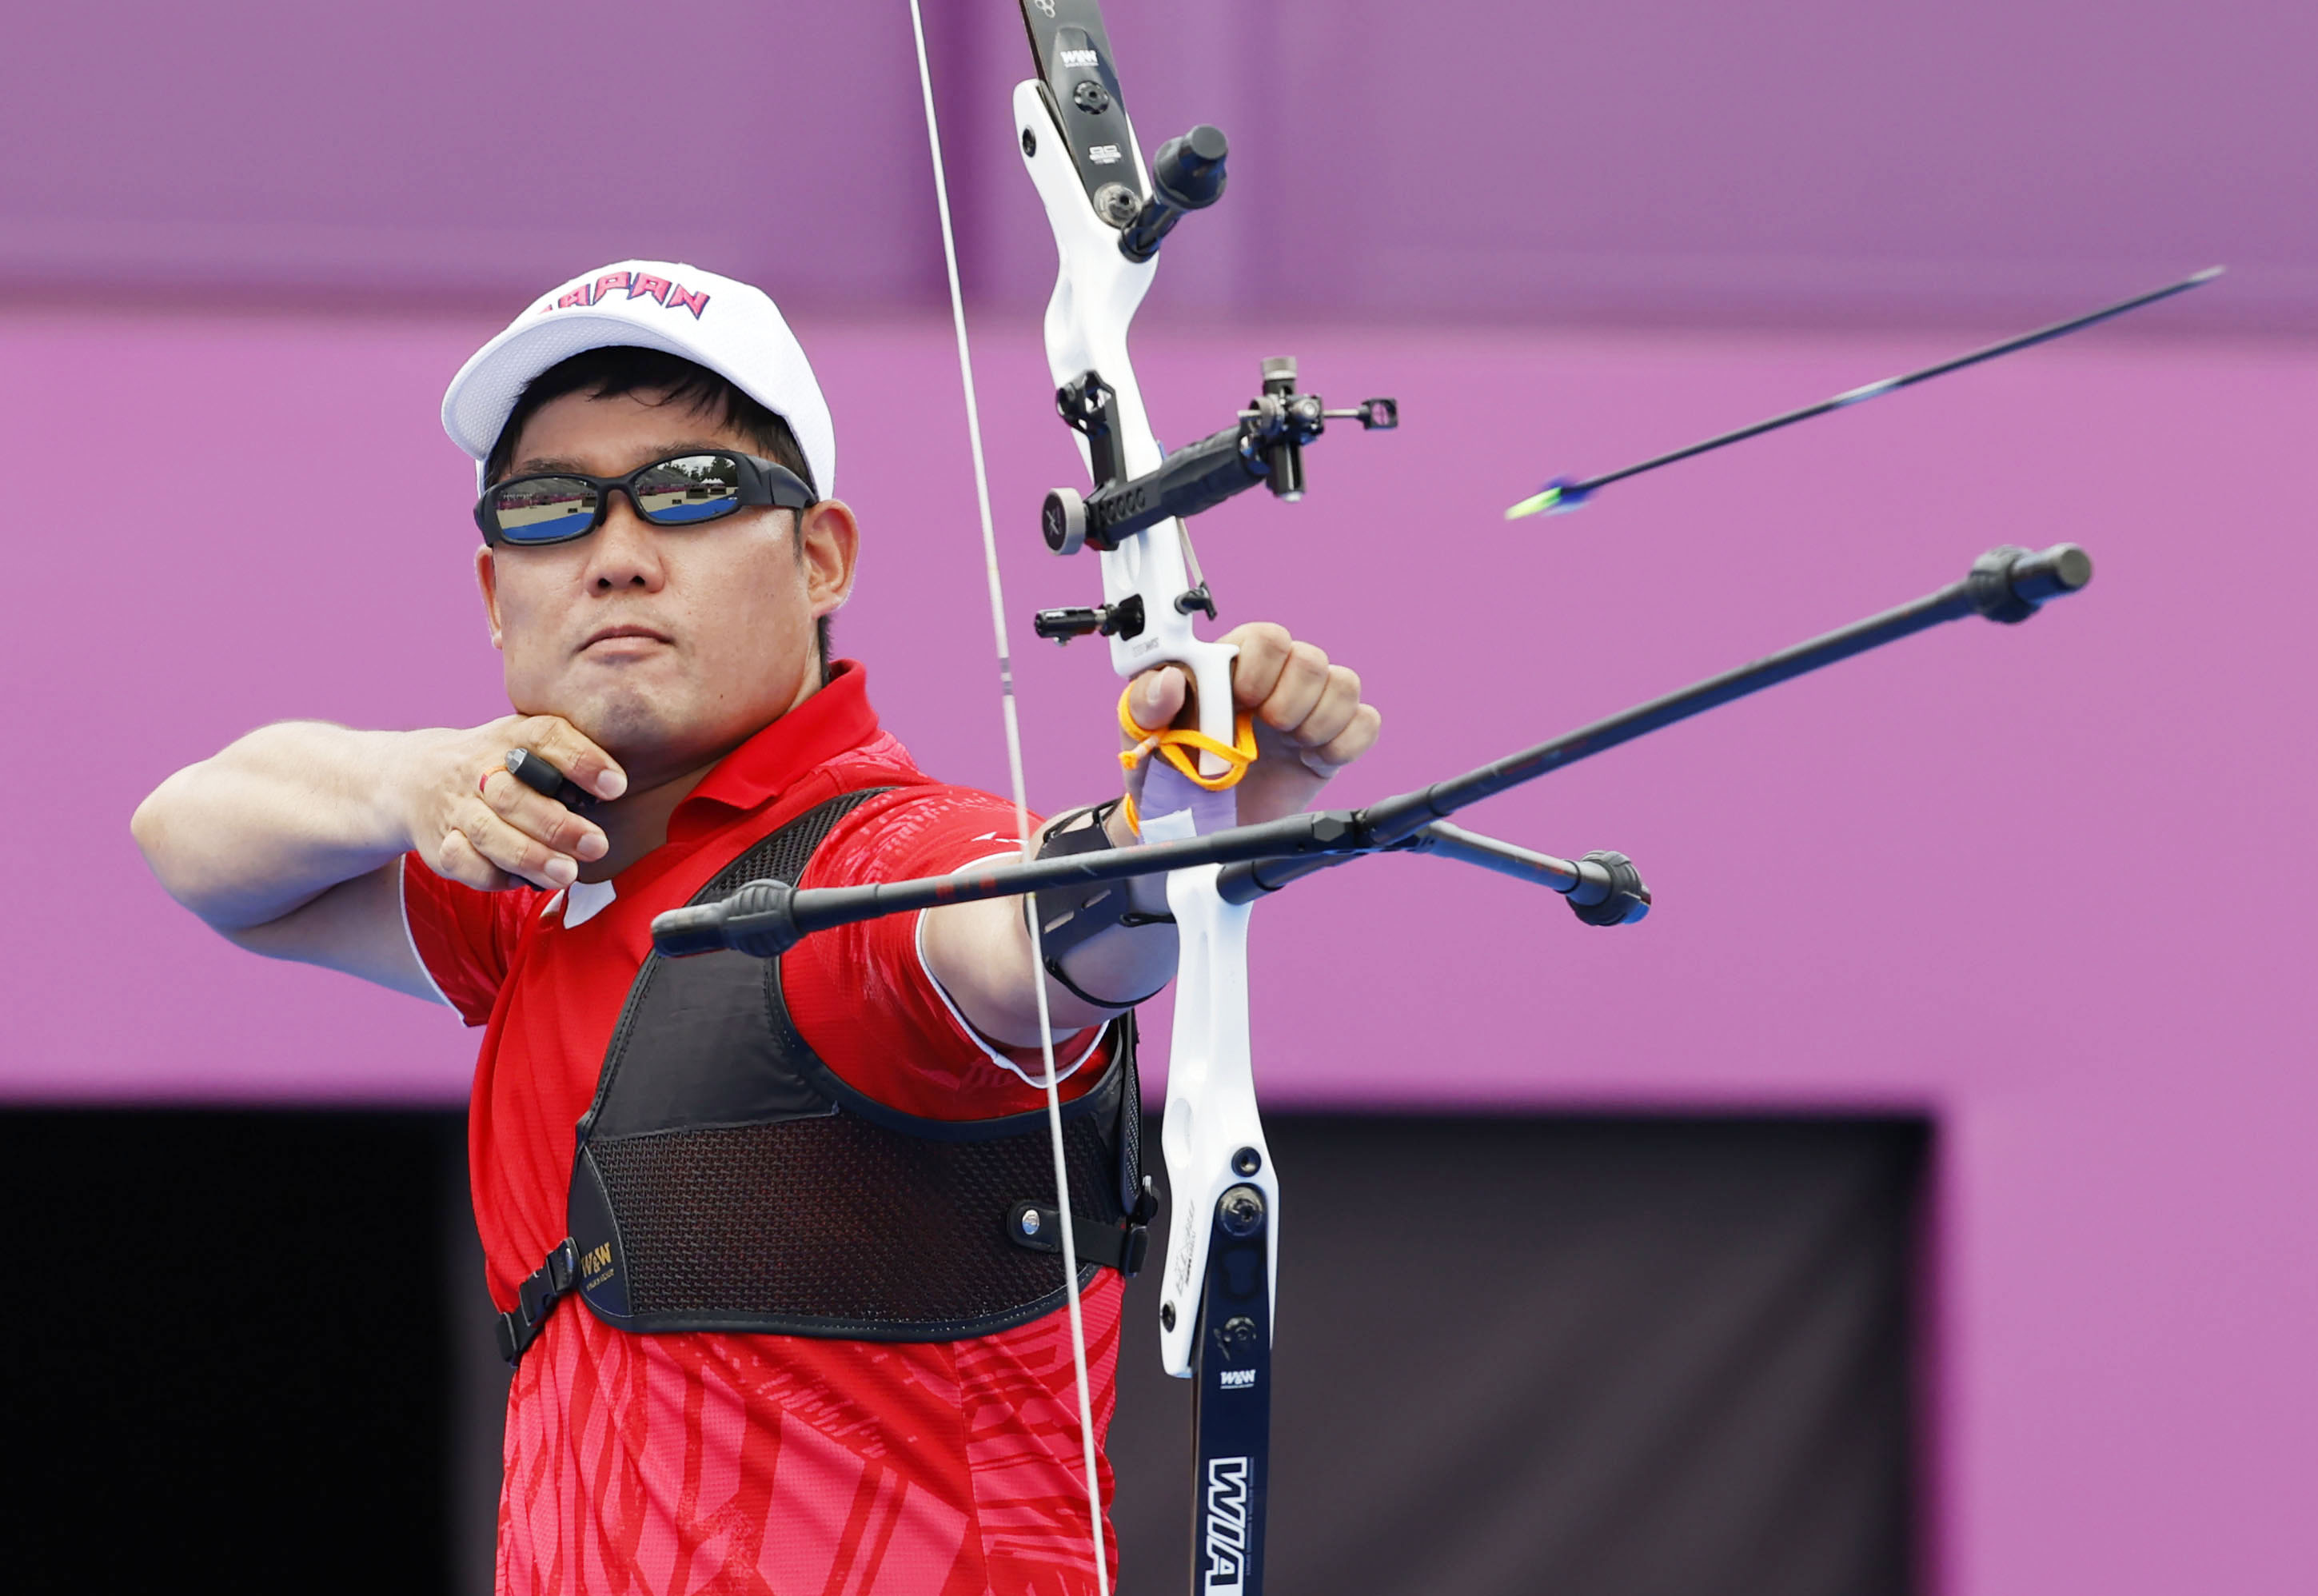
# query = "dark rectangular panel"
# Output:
<box><xmin>6</xmin><ymin>1111</ymin><xmax>464</xmax><ymax>1587</ymax></box>
<box><xmin>6</xmin><ymin>1109</ymin><xmax>1921</xmax><ymax>1594</ymax></box>
<box><xmin>1108</xmin><ymin>1115</ymin><xmax>1926</xmax><ymax>1596</ymax></box>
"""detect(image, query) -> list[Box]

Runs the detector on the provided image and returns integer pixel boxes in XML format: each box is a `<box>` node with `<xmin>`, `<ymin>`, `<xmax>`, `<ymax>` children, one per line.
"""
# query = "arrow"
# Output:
<box><xmin>1506</xmin><ymin>265</ymin><xmax>2224</xmax><ymax>520</ymax></box>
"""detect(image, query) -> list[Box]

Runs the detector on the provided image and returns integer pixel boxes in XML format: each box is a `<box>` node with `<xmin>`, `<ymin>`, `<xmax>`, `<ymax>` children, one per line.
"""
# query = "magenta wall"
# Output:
<box><xmin>3</xmin><ymin>303</ymin><xmax>2310</xmax><ymax>1594</ymax></box>
<box><xmin>4</xmin><ymin>2</ymin><xmax>2311</xmax><ymax>328</ymax></box>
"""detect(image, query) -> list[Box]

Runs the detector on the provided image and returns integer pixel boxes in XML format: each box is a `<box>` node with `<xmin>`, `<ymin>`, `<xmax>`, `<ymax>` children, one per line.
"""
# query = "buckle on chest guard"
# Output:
<box><xmin>1007</xmin><ymin>1177</ymin><xmax>1160</xmax><ymax>1277</ymax></box>
<box><xmin>496</xmin><ymin>1239</ymin><xmax>580</xmax><ymax>1366</ymax></box>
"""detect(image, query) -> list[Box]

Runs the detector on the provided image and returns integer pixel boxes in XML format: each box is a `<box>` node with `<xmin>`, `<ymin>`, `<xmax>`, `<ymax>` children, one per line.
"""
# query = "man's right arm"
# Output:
<box><xmin>131</xmin><ymin>717</ymin><xmax>623</xmax><ymax>998</ymax></box>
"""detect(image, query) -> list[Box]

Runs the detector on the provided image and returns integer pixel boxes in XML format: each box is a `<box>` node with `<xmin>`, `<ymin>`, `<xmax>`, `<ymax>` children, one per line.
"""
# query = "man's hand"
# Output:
<box><xmin>930</xmin><ymin>620</ymin><xmax>1381</xmax><ymax>1046</ymax></box>
<box><xmin>1123</xmin><ymin>621</ymin><xmax>1381</xmax><ymax>826</ymax></box>
<box><xmin>404</xmin><ymin>716</ymin><xmax>627</xmax><ymax>892</ymax></box>
<box><xmin>135</xmin><ymin>715</ymin><xmax>628</xmax><ymax>1001</ymax></box>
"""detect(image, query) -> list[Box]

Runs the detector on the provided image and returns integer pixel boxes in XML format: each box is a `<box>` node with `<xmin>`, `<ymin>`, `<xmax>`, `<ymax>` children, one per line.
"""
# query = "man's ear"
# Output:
<box><xmin>474</xmin><ymin>545</ymin><xmax>505</xmax><ymax>651</ymax></box>
<box><xmin>798</xmin><ymin>500</ymin><xmax>861</xmax><ymax>618</ymax></box>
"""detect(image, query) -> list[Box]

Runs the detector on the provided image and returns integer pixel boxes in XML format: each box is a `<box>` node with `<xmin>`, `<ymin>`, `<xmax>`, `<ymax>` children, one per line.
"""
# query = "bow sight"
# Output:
<box><xmin>1034</xmin><ymin>359</ymin><xmax>1398</xmax><ymax>640</ymax></box>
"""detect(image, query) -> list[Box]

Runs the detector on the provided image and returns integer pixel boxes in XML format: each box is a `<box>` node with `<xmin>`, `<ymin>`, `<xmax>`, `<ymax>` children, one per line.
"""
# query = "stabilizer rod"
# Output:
<box><xmin>651</xmin><ymin>543</ymin><xmax>2088</xmax><ymax>958</ymax></box>
<box><xmin>1352</xmin><ymin>542</ymin><xmax>2088</xmax><ymax>848</ymax></box>
<box><xmin>647</xmin><ymin>812</ymin><xmax>1634</xmax><ymax>960</ymax></box>
<box><xmin>1217</xmin><ymin>541</ymin><xmax>2089</xmax><ymax>900</ymax></box>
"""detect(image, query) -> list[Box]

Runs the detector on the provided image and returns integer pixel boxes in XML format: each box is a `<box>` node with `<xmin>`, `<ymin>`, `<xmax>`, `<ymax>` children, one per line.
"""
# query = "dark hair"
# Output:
<box><xmin>485</xmin><ymin>345</ymin><xmax>829</xmax><ymax>674</ymax></box>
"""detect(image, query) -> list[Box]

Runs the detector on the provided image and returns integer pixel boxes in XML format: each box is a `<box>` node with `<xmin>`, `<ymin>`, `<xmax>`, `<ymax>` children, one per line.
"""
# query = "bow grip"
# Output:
<box><xmin>1168</xmin><ymin>638</ymin><xmax>1243</xmax><ymax>787</ymax></box>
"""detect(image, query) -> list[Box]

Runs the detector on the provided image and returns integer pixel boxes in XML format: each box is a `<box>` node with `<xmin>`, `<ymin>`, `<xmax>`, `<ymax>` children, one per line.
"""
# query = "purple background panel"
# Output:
<box><xmin>4</xmin><ymin>306</ymin><xmax>2312</xmax><ymax>1594</ymax></box>
<box><xmin>4</xmin><ymin>1</ymin><xmax>2310</xmax><ymax>327</ymax></box>
<box><xmin>8</xmin><ymin>305</ymin><xmax>2315</xmax><ymax>1594</ymax></box>
<box><xmin>0</xmin><ymin>2</ymin><xmax>940</xmax><ymax>309</ymax></box>
<box><xmin>18</xmin><ymin>309</ymin><xmax>2307</xmax><ymax>1119</ymax></box>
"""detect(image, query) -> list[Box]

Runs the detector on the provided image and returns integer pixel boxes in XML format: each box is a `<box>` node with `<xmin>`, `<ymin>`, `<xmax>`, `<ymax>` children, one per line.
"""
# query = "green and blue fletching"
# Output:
<box><xmin>1505</xmin><ymin>477</ymin><xmax>1592</xmax><ymax>521</ymax></box>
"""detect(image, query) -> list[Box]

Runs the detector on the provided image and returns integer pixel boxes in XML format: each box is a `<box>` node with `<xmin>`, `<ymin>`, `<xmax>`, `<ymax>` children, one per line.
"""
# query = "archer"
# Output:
<box><xmin>130</xmin><ymin>259</ymin><xmax>1378</xmax><ymax>1594</ymax></box>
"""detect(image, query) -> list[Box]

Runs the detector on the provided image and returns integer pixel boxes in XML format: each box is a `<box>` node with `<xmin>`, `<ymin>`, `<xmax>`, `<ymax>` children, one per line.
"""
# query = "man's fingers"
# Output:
<box><xmin>1137</xmin><ymin>626</ymin><xmax>1377</xmax><ymax>792</ymax></box>
<box><xmin>432</xmin><ymin>827</ymin><xmax>512</xmax><ymax>892</ymax></box>
<box><xmin>481</xmin><ymin>768</ymin><xmax>609</xmax><ymax>861</ymax></box>
<box><xmin>462</xmin><ymin>800</ymin><xmax>579</xmax><ymax>890</ymax></box>
<box><xmin>1253</xmin><ymin>640</ymin><xmax>1335</xmax><ymax>737</ymax></box>
<box><xmin>514</xmin><ymin>716</ymin><xmax>627</xmax><ymax>800</ymax></box>
<box><xmin>1283</xmin><ymin>663</ymin><xmax>1364</xmax><ymax>750</ymax></box>
<box><xmin>1300</xmin><ymin>700</ymin><xmax>1382</xmax><ymax>772</ymax></box>
<box><xmin>1221</xmin><ymin>622</ymin><xmax>1294</xmax><ymax>708</ymax></box>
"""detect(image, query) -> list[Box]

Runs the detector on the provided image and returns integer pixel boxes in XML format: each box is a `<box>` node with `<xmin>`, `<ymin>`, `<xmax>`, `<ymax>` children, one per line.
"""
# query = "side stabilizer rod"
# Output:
<box><xmin>1396</xmin><ymin>823</ymin><xmax>1651</xmax><ymax>926</ymax></box>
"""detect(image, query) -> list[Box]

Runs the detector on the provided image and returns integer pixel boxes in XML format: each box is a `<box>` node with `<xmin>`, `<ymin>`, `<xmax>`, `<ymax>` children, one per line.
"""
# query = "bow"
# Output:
<box><xmin>907</xmin><ymin>8</ymin><xmax>1402</xmax><ymax>1590</ymax></box>
<box><xmin>642</xmin><ymin>6</ymin><xmax>2194</xmax><ymax>1592</ymax></box>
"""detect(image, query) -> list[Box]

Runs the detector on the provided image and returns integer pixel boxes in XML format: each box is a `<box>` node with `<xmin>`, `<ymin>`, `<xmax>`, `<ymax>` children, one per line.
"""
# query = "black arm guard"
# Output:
<box><xmin>1030</xmin><ymin>800</ymin><xmax>1176</xmax><ymax>1008</ymax></box>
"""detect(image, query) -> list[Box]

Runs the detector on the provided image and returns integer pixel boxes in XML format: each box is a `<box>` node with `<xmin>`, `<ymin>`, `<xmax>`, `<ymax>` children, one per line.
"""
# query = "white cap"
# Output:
<box><xmin>441</xmin><ymin>259</ymin><xmax>835</xmax><ymax>496</ymax></box>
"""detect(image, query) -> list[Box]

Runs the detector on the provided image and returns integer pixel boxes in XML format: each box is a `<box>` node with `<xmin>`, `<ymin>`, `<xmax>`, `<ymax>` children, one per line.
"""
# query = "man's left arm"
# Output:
<box><xmin>923</xmin><ymin>622</ymin><xmax>1381</xmax><ymax>1047</ymax></box>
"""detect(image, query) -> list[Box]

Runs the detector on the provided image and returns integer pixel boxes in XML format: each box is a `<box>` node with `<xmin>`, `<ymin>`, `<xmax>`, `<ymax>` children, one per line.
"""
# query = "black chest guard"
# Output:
<box><xmin>496</xmin><ymin>789</ymin><xmax>1149</xmax><ymax>1365</ymax></box>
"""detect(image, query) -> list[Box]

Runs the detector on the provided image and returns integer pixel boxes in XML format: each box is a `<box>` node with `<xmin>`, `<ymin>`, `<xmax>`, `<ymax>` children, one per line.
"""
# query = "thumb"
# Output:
<box><xmin>1127</xmin><ymin>664</ymin><xmax>1188</xmax><ymax>734</ymax></box>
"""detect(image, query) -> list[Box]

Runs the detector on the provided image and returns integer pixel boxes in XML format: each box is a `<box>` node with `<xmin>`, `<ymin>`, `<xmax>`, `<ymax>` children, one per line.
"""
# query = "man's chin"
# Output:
<box><xmin>583</xmin><ymin>698</ymin><xmax>684</xmax><ymax>757</ymax></box>
<box><xmin>509</xmin><ymin>660</ymin><xmax>798</xmax><ymax>788</ymax></box>
<box><xmin>525</xmin><ymin>685</ymin><xmax>699</xmax><ymax>775</ymax></box>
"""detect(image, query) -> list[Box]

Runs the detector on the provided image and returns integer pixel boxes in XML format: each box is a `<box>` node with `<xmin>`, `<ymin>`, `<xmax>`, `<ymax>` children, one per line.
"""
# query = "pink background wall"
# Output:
<box><xmin>4</xmin><ymin>2</ymin><xmax>2311</xmax><ymax>328</ymax></box>
<box><xmin>2</xmin><ymin>2</ymin><xmax>2310</xmax><ymax>1593</ymax></box>
<box><xmin>6</xmin><ymin>309</ymin><xmax>2309</xmax><ymax>1596</ymax></box>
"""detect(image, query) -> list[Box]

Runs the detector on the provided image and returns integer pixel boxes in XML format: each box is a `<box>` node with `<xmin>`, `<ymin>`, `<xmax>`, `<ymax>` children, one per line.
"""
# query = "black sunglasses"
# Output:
<box><xmin>475</xmin><ymin>451</ymin><xmax>817</xmax><ymax>546</ymax></box>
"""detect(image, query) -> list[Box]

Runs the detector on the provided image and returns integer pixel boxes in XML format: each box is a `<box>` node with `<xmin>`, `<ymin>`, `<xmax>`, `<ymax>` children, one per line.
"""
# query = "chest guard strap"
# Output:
<box><xmin>497</xmin><ymin>788</ymin><xmax>1146</xmax><ymax>1366</ymax></box>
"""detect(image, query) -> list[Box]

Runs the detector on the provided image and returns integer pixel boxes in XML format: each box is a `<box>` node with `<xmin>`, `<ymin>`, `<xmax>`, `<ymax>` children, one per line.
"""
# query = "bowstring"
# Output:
<box><xmin>907</xmin><ymin>6</ymin><xmax>1111</xmax><ymax>1593</ymax></box>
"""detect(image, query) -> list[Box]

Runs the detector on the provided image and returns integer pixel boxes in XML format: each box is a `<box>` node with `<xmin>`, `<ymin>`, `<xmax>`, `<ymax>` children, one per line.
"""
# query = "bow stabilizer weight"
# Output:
<box><xmin>1119</xmin><ymin>123</ymin><xmax>1229</xmax><ymax>263</ymax></box>
<box><xmin>649</xmin><ymin>878</ymin><xmax>800</xmax><ymax>960</ymax></box>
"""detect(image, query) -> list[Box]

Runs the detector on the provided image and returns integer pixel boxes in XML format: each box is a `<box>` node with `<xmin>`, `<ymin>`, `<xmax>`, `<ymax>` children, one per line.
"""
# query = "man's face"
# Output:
<box><xmin>476</xmin><ymin>388</ymin><xmax>857</xmax><ymax>785</ymax></box>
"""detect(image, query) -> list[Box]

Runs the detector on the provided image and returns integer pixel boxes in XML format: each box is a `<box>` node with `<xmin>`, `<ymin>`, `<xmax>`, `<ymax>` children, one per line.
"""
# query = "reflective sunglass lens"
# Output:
<box><xmin>634</xmin><ymin>454</ymin><xmax>744</xmax><ymax>525</ymax></box>
<box><xmin>492</xmin><ymin>477</ymin><xmax>598</xmax><ymax>543</ymax></box>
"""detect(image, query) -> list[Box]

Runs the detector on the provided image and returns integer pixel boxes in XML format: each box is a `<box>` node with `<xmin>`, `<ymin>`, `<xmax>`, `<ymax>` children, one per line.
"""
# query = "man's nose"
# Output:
<box><xmin>583</xmin><ymin>492</ymin><xmax>667</xmax><ymax>589</ymax></box>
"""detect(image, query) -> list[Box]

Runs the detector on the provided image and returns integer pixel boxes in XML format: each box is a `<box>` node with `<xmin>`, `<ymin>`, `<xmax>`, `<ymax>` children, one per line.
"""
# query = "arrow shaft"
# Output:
<box><xmin>1520</xmin><ymin>267</ymin><xmax>2222</xmax><ymax>513</ymax></box>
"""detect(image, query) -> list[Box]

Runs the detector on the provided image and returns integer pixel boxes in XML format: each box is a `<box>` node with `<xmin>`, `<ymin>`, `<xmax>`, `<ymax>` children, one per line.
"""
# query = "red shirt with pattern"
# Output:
<box><xmin>401</xmin><ymin>663</ymin><xmax>1121</xmax><ymax>1596</ymax></box>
